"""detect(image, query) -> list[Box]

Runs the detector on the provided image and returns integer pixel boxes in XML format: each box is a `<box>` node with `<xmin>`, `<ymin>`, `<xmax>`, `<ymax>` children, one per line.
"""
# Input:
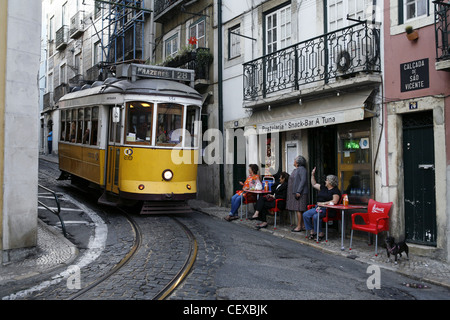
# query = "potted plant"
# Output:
<box><xmin>405</xmin><ymin>26</ymin><xmax>419</xmax><ymax>41</ymax></box>
<box><xmin>195</xmin><ymin>47</ymin><xmax>213</xmax><ymax>79</ymax></box>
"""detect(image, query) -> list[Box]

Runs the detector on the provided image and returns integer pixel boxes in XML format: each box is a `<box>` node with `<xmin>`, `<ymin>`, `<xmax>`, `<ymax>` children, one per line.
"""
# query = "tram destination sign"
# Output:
<box><xmin>129</xmin><ymin>64</ymin><xmax>194</xmax><ymax>86</ymax></box>
<box><xmin>400</xmin><ymin>58</ymin><xmax>429</xmax><ymax>92</ymax></box>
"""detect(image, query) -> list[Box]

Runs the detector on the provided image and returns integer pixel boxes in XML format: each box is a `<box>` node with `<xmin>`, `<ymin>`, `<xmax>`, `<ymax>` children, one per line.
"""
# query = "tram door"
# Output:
<box><xmin>106</xmin><ymin>107</ymin><xmax>121</xmax><ymax>194</ymax></box>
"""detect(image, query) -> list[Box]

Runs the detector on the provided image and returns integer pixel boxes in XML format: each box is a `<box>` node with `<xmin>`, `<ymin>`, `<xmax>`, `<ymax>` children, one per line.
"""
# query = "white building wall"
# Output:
<box><xmin>2</xmin><ymin>0</ymin><xmax>42</xmax><ymax>250</ymax></box>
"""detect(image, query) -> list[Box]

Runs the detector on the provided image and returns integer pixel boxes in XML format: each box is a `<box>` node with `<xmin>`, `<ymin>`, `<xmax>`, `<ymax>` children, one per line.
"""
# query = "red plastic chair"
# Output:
<box><xmin>240</xmin><ymin>192</ymin><xmax>257</xmax><ymax>220</ymax></box>
<box><xmin>349</xmin><ymin>199</ymin><xmax>393</xmax><ymax>256</ymax></box>
<box><xmin>268</xmin><ymin>198</ymin><xmax>286</xmax><ymax>230</ymax></box>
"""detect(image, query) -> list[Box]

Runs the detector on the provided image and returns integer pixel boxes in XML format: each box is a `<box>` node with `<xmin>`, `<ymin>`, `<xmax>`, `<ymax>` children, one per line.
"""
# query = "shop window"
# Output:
<box><xmin>338</xmin><ymin>124</ymin><xmax>371</xmax><ymax>204</ymax></box>
<box><xmin>259</xmin><ymin>132</ymin><xmax>280</xmax><ymax>177</ymax></box>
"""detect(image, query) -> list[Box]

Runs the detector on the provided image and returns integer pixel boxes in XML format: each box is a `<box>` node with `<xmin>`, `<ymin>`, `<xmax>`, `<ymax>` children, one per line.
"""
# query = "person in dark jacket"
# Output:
<box><xmin>287</xmin><ymin>155</ymin><xmax>309</xmax><ymax>232</ymax></box>
<box><xmin>250</xmin><ymin>172</ymin><xmax>289</xmax><ymax>229</ymax></box>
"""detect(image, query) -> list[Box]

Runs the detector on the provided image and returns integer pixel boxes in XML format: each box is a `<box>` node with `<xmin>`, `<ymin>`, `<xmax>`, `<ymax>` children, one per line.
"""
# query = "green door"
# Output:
<box><xmin>403</xmin><ymin>111</ymin><xmax>436</xmax><ymax>246</ymax></box>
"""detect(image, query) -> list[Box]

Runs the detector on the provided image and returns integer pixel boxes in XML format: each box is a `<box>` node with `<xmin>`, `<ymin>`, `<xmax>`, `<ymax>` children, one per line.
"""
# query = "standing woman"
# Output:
<box><xmin>287</xmin><ymin>156</ymin><xmax>309</xmax><ymax>232</ymax></box>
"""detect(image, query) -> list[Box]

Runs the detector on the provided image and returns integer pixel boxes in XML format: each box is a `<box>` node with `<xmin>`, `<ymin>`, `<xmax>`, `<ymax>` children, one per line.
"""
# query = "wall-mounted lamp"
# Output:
<box><xmin>268</xmin><ymin>105</ymin><xmax>271</xmax><ymax>111</ymax></box>
<box><xmin>298</xmin><ymin>98</ymin><xmax>302</xmax><ymax>105</ymax></box>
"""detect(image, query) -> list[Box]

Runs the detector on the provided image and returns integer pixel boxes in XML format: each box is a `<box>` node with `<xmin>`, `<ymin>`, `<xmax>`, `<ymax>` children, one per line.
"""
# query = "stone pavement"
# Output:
<box><xmin>188</xmin><ymin>199</ymin><xmax>450</xmax><ymax>290</ymax></box>
<box><xmin>0</xmin><ymin>220</ymin><xmax>78</xmax><ymax>285</ymax></box>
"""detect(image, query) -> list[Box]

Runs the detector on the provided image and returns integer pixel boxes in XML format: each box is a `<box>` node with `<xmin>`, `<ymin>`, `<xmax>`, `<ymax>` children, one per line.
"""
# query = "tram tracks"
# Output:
<box><xmin>67</xmin><ymin>207</ymin><xmax>197</xmax><ymax>300</ymax></box>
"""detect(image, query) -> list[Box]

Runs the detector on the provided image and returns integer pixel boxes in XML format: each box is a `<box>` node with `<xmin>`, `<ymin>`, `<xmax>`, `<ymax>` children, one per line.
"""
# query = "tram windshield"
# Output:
<box><xmin>156</xmin><ymin>103</ymin><xmax>183</xmax><ymax>146</ymax></box>
<box><xmin>125</xmin><ymin>101</ymin><xmax>153</xmax><ymax>144</ymax></box>
<box><xmin>124</xmin><ymin>101</ymin><xmax>200</xmax><ymax>148</ymax></box>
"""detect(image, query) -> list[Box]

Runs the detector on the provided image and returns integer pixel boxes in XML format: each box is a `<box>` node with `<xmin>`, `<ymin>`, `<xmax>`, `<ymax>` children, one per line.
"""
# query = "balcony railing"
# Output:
<box><xmin>70</xmin><ymin>10</ymin><xmax>84</xmax><ymax>39</ymax></box>
<box><xmin>163</xmin><ymin>47</ymin><xmax>213</xmax><ymax>82</ymax></box>
<box><xmin>55</xmin><ymin>25</ymin><xmax>69</xmax><ymax>51</ymax></box>
<box><xmin>154</xmin><ymin>0</ymin><xmax>183</xmax><ymax>20</ymax></box>
<box><xmin>43</xmin><ymin>92</ymin><xmax>53</xmax><ymax>109</ymax></box>
<box><xmin>243</xmin><ymin>22</ymin><xmax>381</xmax><ymax>101</ymax></box>
<box><xmin>435</xmin><ymin>1</ymin><xmax>450</xmax><ymax>61</ymax></box>
<box><xmin>54</xmin><ymin>83</ymin><xmax>69</xmax><ymax>103</ymax></box>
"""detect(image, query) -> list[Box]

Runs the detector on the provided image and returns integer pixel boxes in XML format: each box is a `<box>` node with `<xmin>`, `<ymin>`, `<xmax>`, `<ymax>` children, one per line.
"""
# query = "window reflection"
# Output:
<box><xmin>156</xmin><ymin>103</ymin><xmax>183</xmax><ymax>146</ymax></box>
<box><xmin>125</xmin><ymin>102</ymin><xmax>153</xmax><ymax>144</ymax></box>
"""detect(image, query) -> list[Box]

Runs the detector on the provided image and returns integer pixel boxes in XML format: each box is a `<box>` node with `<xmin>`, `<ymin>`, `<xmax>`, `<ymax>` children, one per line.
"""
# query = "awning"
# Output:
<box><xmin>244</xmin><ymin>89</ymin><xmax>373</xmax><ymax>135</ymax></box>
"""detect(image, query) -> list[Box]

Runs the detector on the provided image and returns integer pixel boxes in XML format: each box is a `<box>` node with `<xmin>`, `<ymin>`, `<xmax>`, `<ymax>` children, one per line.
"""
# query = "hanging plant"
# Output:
<box><xmin>405</xmin><ymin>26</ymin><xmax>419</xmax><ymax>41</ymax></box>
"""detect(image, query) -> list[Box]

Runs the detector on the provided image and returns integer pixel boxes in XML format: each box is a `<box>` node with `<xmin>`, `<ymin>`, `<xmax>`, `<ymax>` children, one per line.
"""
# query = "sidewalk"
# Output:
<box><xmin>0</xmin><ymin>220</ymin><xmax>78</xmax><ymax>287</ymax></box>
<box><xmin>1</xmin><ymin>154</ymin><xmax>78</xmax><ymax>294</ymax></box>
<box><xmin>188</xmin><ymin>199</ymin><xmax>450</xmax><ymax>290</ymax></box>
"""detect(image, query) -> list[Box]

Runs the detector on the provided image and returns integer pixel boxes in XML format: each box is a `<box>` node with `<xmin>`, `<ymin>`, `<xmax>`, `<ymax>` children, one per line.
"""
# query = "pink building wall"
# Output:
<box><xmin>384</xmin><ymin>5</ymin><xmax>450</xmax><ymax>163</ymax></box>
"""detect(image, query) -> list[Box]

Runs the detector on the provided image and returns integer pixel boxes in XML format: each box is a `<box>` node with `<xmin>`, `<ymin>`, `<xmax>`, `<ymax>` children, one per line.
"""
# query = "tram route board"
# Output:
<box><xmin>127</xmin><ymin>64</ymin><xmax>195</xmax><ymax>86</ymax></box>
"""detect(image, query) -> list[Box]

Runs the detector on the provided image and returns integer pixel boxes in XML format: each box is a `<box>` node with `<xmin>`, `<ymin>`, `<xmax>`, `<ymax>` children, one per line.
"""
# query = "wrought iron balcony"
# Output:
<box><xmin>243</xmin><ymin>22</ymin><xmax>381</xmax><ymax>101</ymax></box>
<box><xmin>43</xmin><ymin>92</ymin><xmax>53</xmax><ymax>110</ymax></box>
<box><xmin>434</xmin><ymin>1</ymin><xmax>450</xmax><ymax>62</ymax></box>
<box><xmin>55</xmin><ymin>25</ymin><xmax>69</xmax><ymax>51</ymax></box>
<box><xmin>54</xmin><ymin>83</ymin><xmax>69</xmax><ymax>103</ymax></box>
<box><xmin>163</xmin><ymin>47</ymin><xmax>213</xmax><ymax>83</ymax></box>
<box><xmin>154</xmin><ymin>0</ymin><xmax>184</xmax><ymax>22</ymax></box>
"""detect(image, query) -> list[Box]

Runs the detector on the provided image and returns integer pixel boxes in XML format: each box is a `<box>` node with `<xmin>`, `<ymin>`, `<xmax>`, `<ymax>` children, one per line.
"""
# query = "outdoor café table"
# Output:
<box><xmin>320</xmin><ymin>203</ymin><xmax>368</xmax><ymax>250</ymax></box>
<box><xmin>240</xmin><ymin>190</ymin><xmax>271</xmax><ymax>220</ymax></box>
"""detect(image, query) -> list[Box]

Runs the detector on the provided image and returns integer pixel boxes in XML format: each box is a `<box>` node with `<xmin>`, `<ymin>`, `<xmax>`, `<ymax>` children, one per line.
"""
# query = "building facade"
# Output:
<box><xmin>41</xmin><ymin>0</ymin><xmax>154</xmax><ymax>156</ymax></box>
<box><xmin>39</xmin><ymin>0</ymin><xmax>450</xmax><ymax>262</ymax></box>
<box><xmin>384</xmin><ymin>0</ymin><xmax>450</xmax><ymax>261</ymax></box>
<box><xmin>219</xmin><ymin>0</ymin><xmax>450</xmax><ymax>262</ymax></box>
<box><xmin>222</xmin><ymin>0</ymin><xmax>383</xmax><ymax>217</ymax></box>
<box><xmin>1</xmin><ymin>0</ymin><xmax>42</xmax><ymax>254</ymax></box>
<box><xmin>153</xmin><ymin>0</ymin><xmax>219</xmax><ymax>204</ymax></box>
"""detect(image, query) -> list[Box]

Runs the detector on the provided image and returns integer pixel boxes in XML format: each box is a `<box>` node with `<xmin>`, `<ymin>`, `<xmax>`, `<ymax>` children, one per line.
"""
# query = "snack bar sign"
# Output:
<box><xmin>400</xmin><ymin>58</ymin><xmax>429</xmax><ymax>92</ymax></box>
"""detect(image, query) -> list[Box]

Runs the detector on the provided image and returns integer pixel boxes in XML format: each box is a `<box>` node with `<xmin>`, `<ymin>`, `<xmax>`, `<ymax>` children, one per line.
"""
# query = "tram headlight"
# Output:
<box><xmin>162</xmin><ymin>169</ymin><xmax>173</xmax><ymax>181</ymax></box>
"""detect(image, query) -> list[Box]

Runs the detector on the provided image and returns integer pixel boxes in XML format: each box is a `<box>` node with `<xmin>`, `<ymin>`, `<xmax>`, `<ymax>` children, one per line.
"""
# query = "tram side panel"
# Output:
<box><xmin>58</xmin><ymin>143</ymin><xmax>106</xmax><ymax>186</ymax></box>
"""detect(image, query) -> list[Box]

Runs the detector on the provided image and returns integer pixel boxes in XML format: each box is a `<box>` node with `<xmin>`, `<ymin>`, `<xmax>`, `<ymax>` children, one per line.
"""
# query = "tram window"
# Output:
<box><xmin>65</xmin><ymin>110</ymin><xmax>72</xmax><ymax>141</ymax></box>
<box><xmin>186</xmin><ymin>105</ymin><xmax>200</xmax><ymax>148</ymax></box>
<box><xmin>70</xmin><ymin>109</ymin><xmax>77</xmax><ymax>142</ymax></box>
<box><xmin>60</xmin><ymin>110</ymin><xmax>66</xmax><ymax>141</ymax></box>
<box><xmin>109</xmin><ymin>108</ymin><xmax>121</xmax><ymax>143</ymax></box>
<box><xmin>83</xmin><ymin>108</ymin><xmax>91</xmax><ymax>144</ymax></box>
<box><xmin>91</xmin><ymin>107</ymin><xmax>99</xmax><ymax>146</ymax></box>
<box><xmin>157</xmin><ymin>104</ymin><xmax>183</xmax><ymax>146</ymax></box>
<box><xmin>77</xmin><ymin>109</ymin><xmax>84</xmax><ymax>143</ymax></box>
<box><xmin>125</xmin><ymin>102</ymin><xmax>153</xmax><ymax>144</ymax></box>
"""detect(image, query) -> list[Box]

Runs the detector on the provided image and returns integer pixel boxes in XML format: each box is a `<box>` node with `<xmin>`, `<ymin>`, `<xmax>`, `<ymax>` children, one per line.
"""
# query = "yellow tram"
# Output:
<box><xmin>57</xmin><ymin>64</ymin><xmax>202</xmax><ymax>213</ymax></box>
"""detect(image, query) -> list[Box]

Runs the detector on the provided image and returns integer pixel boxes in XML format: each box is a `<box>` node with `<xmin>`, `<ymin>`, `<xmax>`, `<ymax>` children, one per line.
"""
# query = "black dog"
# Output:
<box><xmin>385</xmin><ymin>236</ymin><xmax>409</xmax><ymax>264</ymax></box>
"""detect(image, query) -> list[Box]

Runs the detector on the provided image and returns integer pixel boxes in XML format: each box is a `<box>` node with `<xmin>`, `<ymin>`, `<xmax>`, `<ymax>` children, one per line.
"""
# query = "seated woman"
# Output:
<box><xmin>251</xmin><ymin>172</ymin><xmax>289</xmax><ymax>229</ymax></box>
<box><xmin>225</xmin><ymin>164</ymin><xmax>260</xmax><ymax>221</ymax></box>
<box><xmin>303</xmin><ymin>167</ymin><xmax>341</xmax><ymax>241</ymax></box>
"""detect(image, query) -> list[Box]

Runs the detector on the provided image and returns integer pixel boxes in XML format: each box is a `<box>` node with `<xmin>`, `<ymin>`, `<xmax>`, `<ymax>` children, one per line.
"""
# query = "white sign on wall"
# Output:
<box><xmin>256</xmin><ymin>108</ymin><xmax>364</xmax><ymax>134</ymax></box>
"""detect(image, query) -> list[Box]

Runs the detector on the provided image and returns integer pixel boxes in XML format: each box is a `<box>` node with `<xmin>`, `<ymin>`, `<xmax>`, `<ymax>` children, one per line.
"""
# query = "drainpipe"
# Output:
<box><xmin>218</xmin><ymin>0</ymin><xmax>225</xmax><ymax>200</ymax></box>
